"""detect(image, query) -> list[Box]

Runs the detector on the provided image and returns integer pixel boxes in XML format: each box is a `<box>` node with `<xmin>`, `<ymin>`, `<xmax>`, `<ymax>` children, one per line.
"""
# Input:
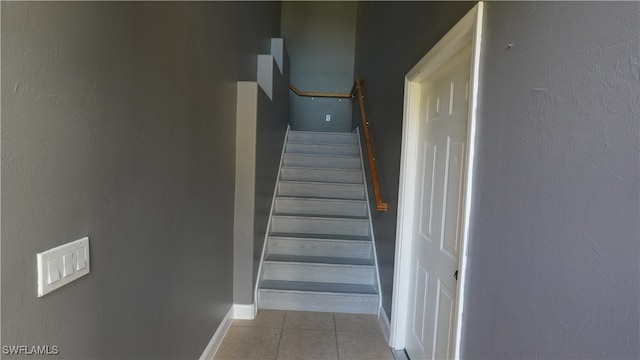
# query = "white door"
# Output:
<box><xmin>405</xmin><ymin>43</ymin><xmax>471</xmax><ymax>360</ymax></box>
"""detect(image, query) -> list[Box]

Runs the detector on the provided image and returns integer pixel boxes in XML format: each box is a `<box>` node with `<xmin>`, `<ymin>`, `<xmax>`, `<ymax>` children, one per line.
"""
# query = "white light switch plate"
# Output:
<box><xmin>37</xmin><ymin>237</ymin><xmax>90</xmax><ymax>297</ymax></box>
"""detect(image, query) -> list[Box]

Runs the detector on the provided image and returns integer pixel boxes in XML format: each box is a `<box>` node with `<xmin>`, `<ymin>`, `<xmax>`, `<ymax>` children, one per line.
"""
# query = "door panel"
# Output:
<box><xmin>405</xmin><ymin>43</ymin><xmax>471</xmax><ymax>360</ymax></box>
<box><xmin>433</xmin><ymin>279</ymin><xmax>455</xmax><ymax>359</ymax></box>
<box><xmin>411</xmin><ymin>260</ymin><xmax>429</xmax><ymax>351</ymax></box>
<box><xmin>441</xmin><ymin>137</ymin><xmax>465</xmax><ymax>259</ymax></box>
<box><xmin>419</xmin><ymin>142</ymin><xmax>437</xmax><ymax>241</ymax></box>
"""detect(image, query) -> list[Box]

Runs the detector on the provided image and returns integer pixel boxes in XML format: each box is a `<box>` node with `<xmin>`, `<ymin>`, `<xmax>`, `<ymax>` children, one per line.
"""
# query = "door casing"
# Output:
<box><xmin>389</xmin><ymin>3</ymin><xmax>484</xmax><ymax>358</ymax></box>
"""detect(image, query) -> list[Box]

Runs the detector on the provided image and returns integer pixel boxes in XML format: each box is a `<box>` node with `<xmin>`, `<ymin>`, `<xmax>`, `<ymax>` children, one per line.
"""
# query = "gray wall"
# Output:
<box><xmin>1</xmin><ymin>2</ymin><xmax>281</xmax><ymax>359</ymax></box>
<box><xmin>463</xmin><ymin>2</ymin><xmax>639</xmax><ymax>358</ymax></box>
<box><xmin>353</xmin><ymin>0</ymin><xmax>475</xmax><ymax>318</ymax></box>
<box><xmin>282</xmin><ymin>1</ymin><xmax>357</xmax><ymax>132</ymax></box>
<box><xmin>354</xmin><ymin>1</ymin><xmax>640</xmax><ymax>358</ymax></box>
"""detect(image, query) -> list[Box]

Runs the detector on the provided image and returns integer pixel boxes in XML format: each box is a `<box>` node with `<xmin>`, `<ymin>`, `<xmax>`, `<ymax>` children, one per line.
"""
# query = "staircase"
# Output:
<box><xmin>257</xmin><ymin>130</ymin><xmax>380</xmax><ymax>314</ymax></box>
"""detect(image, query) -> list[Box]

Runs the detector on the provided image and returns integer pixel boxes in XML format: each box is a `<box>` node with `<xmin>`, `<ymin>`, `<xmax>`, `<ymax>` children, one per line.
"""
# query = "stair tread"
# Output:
<box><xmin>282</xmin><ymin>166</ymin><xmax>362</xmax><ymax>173</ymax></box>
<box><xmin>289</xmin><ymin>130</ymin><xmax>356</xmax><ymax>134</ymax></box>
<box><xmin>264</xmin><ymin>254</ymin><xmax>374</xmax><ymax>266</ymax></box>
<box><xmin>276</xmin><ymin>196</ymin><xmax>366</xmax><ymax>203</ymax></box>
<box><xmin>286</xmin><ymin>142</ymin><xmax>359</xmax><ymax>149</ymax></box>
<box><xmin>273</xmin><ymin>213</ymin><xmax>368</xmax><ymax>219</ymax></box>
<box><xmin>287</xmin><ymin>140</ymin><xmax>358</xmax><ymax>145</ymax></box>
<box><xmin>278</xmin><ymin>194</ymin><xmax>365</xmax><ymax>201</ymax></box>
<box><xmin>279</xmin><ymin>180</ymin><xmax>364</xmax><ymax>186</ymax></box>
<box><xmin>269</xmin><ymin>232</ymin><xmax>371</xmax><ymax>241</ymax></box>
<box><xmin>260</xmin><ymin>280</ymin><xmax>377</xmax><ymax>295</ymax></box>
<box><xmin>288</xmin><ymin>134</ymin><xmax>357</xmax><ymax>145</ymax></box>
<box><xmin>284</xmin><ymin>153</ymin><xmax>360</xmax><ymax>159</ymax></box>
<box><xmin>272</xmin><ymin>213</ymin><xmax>368</xmax><ymax>220</ymax></box>
<box><xmin>280</xmin><ymin>168</ymin><xmax>363</xmax><ymax>184</ymax></box>
<box><xmin>277</xmin><ymin>181</ymin><xmax>365</xmax><ymax>200</ymax></box>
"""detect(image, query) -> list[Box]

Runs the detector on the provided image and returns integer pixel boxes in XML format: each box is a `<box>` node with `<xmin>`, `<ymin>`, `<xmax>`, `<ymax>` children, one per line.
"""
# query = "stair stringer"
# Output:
<box><xmin>253</xmin><ymin>125</ymin><xmax>291</xmax><ymax>310</ymax></box>
<box><xmin>355</xmin><ymin>126</ymin><xmax>384</xmax><ymax>314</ymax></box>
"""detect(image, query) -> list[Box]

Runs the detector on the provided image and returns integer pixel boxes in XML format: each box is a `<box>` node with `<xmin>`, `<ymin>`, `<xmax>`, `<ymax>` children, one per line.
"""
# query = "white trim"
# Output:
<box><xmin>389</xmin><ymin>3</ymin><xmax>484</xmax><ymax>358</ymax></box>
<box><xmin>199</xmin><ymin>305</ymin><xmax>234</xmax><ymax>360</ymax></box>
<box><xmin>453</xmin><ymin>3</ymin><xmax>484</xmax><ymax>359</ymax></box>
<box><xmin>405</xmin><ymin>5</ymin><xmax>479</xmax><ymax>83</ymax></box>
<box><xmin>356</xmin><ymin>127</ymin><xmax>384</xmax><ymax>313</ymax></box>
<box><xmin>389</xmin><ymin>78</ymin><xmax>421</xmax><ymax>351</ymax></box>
<box><xmin>254</xmin><ymin>125</ymin><xmax>291</xmax><ymax>308</ymax></box>
<box><xmin>233</xmin><ymin>303</ymin><xmax>257</xmax><ymax>320</ymax></box>
<box><xmin>378</xmin><ymin>304</ymin><xmax>392</xmax><ymax>343</ymax></box>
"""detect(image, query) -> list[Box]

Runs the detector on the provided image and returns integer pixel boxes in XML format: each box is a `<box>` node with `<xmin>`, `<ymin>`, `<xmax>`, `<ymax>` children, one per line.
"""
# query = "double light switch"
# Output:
<box><xmin>37</xmin><ymin>237</ymin><xmax>90</xmax><ymax>297</ymax></box>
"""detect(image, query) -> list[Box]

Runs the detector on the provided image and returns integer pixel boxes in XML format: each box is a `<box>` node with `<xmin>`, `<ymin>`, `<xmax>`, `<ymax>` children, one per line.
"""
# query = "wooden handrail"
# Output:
<box><xmin>288</xmin><ymin>79</ymin><xmax>388</xmax><ymax>212</ymax></box>
<box><xmin>289</xmin><ymin>84</ymin><xmax>353</xmax><ymax>99</ymax></box>
<box><xmin>354</xmin><ymin>78</ymin><xmax>388</xmax><ymax>212</ymax></box>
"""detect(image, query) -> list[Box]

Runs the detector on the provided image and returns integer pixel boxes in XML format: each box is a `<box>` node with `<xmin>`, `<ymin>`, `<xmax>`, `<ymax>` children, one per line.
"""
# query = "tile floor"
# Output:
<box><xmin>214</xmin><ymin>310</ymin><xmax>395</xmax><ymax>360</ymax></box>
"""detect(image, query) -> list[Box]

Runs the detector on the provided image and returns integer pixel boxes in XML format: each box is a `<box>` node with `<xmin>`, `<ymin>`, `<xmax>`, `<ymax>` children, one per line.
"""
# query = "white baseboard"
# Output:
<box><xmin>234</xmin><ymin>303</ymin><xmax>257</xmax><ymax>320</ymax></box>
<box><xmin>199</xmin><ymin>305</ymin><xmax>234</xmax><ymax>360</ymax></box>
<box><xmin>378</xmin><ymin>305</ymin><xmax>391</xmax><ymax>345</ymax></box>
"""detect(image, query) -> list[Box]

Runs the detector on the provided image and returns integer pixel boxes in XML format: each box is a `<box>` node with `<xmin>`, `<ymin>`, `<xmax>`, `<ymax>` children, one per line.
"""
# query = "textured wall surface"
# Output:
<box><xmin>1</xmin><ymin>2</ymin><xmax>280</xmax><ymax>358</ymax></box>
<box><xmin>282</xmin><ymin>1</ymin><xmax>357</xmax><ymax>132</ymax></box>
<box><xmin>462</xmin><ymin>2</ymin><xmax>639</xmax><ymax>358</ymax></box>
<box><xmin>354</xmin><ymin>1</ymin><xmax>639</xmax><ymax>358</ymax></box>
<box><xmin>353</xmin><ymin>1</ymin><xmax>475</xmax><ymax>317</ymax></box>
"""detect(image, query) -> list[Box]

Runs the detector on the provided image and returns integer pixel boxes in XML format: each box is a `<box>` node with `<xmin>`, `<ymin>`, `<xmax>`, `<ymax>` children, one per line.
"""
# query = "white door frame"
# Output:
<box><xmin>389</xmin><ymin>3</ymin><xmax>484</xmax><ymax>358</ymax></box>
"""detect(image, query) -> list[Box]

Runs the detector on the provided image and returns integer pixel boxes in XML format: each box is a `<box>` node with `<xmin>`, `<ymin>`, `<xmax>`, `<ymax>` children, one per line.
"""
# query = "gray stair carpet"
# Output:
<box><xmin>258</xmin><ymin>130</ymin><xmax>379</xmax><ymax>314</ymax></box>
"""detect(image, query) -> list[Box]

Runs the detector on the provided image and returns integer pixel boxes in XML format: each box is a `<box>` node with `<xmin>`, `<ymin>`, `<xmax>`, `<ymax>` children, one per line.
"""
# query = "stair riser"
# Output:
<box><xmin>280</xmin><ymin>168</ymin><xmax>363</xmax><ymax>184</ymax></box>
<box><xmin>283</xmin><ymin>154</ymin><xmax>361</xmax><ymax>170</ymax></box>
<box><xmin>288</xmin><ymin>132</ymin><xmax>358</xmax><ymax>145</ymax></box>
<box><xmin>257</xmin><ymin>130</ymin><xmax>380</xmax><ymax>313</ymax></box>
<box><xmin>275</xmin><ymin>198</ymin><xmax>367</xmax><ymax>217</ymax></box>
<box><xmin>278</xmin><ymin>182</ymin><xmax>365</xmax><ymax>200</ymax></box>
<box><xmin>285</xmin><ymin>143</ymin><xmax>359</xmax><ymax>156</ymax></box>
<box><xmin>267</xmin><ymin>238</ymin><xmax>373</xmax><ymax>259</ymax></box>
<box><xmin>262</xmin><ymin>262</ymin><xmax>375</xmax><ymax>285</ymax></box>
<box><xmin>271</xmin><ymin>217</ymin><xmax>370</xmax><ymax>237</ymax></box>
<box><xmin>258</xmin><ymin>290</ymin><xmax>378</xmax><ymax>314</ymax></box>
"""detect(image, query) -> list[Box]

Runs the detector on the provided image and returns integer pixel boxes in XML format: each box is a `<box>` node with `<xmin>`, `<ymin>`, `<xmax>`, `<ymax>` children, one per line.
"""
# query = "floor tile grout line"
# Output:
<box><xmin>274</xmin><ymin>310</ymin><xmax>287</xmax><ymax>360</ymax></box>
<box><xmin>229</xmin><ymin>310</ymin><xmax>393</xmax><ymax>360</ymax></box>
<box><xmin>334</xmin><ymin>312</ymin><xmax>341</xmax><ymax>360</ymax></box>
